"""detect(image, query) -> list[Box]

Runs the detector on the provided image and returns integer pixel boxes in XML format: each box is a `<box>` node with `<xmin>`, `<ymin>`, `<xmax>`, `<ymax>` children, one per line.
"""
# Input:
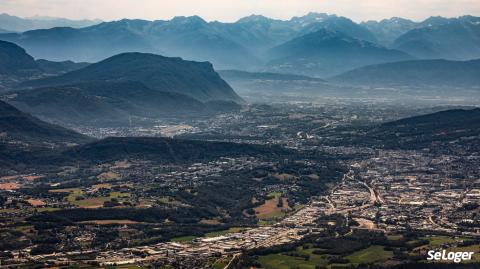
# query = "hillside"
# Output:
<box><xmin>265</xmin><ymin>29</ymin><xmax>412</xmax><ymax>77</ymax></box>
<box><xmin>24</xmin><ymin>52</ymin><xmax>244</xmax><ymax>103</ymax></box>
<box><xmin>366</xmin><ymin>108</ymin><xmax>480</xmax><ymax>150</ymax></box>
<box><xmin>0</xmin><ymin>40</ymin><xmax>40</xmax><ymax>75</ymax></box>
<box><xmin>331</xmin><ymin>59</ymin><xmax>480</xmax><ymax>87</ymax></box>
<box><xmin>10</xmin><ymin>81</ymin><xmax>208</xmax><ymax>125</ymax></box>
<box><xmin>62</xmin><ymin>136</ymin><xmax>289</xmax><ymax>164</ymax></box>
<box><xmin>0</xmin><ymin>100</ymin><xmax>91</xmax><ymax>145</ymax></box>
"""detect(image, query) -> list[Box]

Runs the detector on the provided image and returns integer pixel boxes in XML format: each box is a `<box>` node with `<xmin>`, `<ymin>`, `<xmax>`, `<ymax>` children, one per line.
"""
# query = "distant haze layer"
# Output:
<box><xmin>1</xmin><ymin>0</ymin><xmax>479</xmax><ymax>22</ymax></box>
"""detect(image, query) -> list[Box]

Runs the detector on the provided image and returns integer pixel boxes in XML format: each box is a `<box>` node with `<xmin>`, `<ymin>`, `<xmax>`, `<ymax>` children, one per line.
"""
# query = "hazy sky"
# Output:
<box><xmin>1</xmin><ymin>0</ymin><xmax>479</xmax><ymax>22</ymax></box>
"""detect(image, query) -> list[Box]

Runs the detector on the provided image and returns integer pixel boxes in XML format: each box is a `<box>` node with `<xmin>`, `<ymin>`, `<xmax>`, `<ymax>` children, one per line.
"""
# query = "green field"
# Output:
<box><xmin>447</xmin><ymin>245</ymin><xmax>480</xmax><ymax>263</ymax></box>
<box><xmin>204</xmin><ymin>227</ymin><xmax>244</xmax><ymax>238</ymax></box>
<box><xmin>253</xmin><ymin>236</ymin><xmax>400</xmax><ymax>269</ymax></box>
<box><xmin>251</xmin><ymin>233</ymin><xmax>480</xmax><ymax>269</ymax></box>
<box><xmin>258</xmin><ymin>219</ymin><xmax>277</xmax><ymax>226</ymax></box>
<box><xmin>170</xmin><ymin>227</ymin><xmax>245</xmax><ymax>243</ymax></box>
<box><xmin>170</xmin><ymin>235</ymin><xmax>196</xmax><ymax>243</ymax></box>
<box><xmin>104</xmin><ymin>265</ymin><xmax>148</xmax><ymax>269</ymax></box>
<box><xmin>423</xmin><ymin>235</ymin><xmax>458</xmax><ymax>247</ymax></box>
<box><xmin>346</xmin><ymin>245</ymin><xmax>393</xmax><ymax>264</ymax></box>
<box><xmin>267</xmin><ymin>191</ymin><xmax>282</xmax><ymax>199</ymax></box>
<box><xmin>257</xmin><ymin>245</ymin><xmax>330</xmax><ymax>269</ymax></box>
<box><xmin>258</xmin><ymin>253</ymin><xmax>320</xmax><ymax>269</ymax></box>
<box><xmin>64</xmin><ymin>189</ymin><xmax>131</xmax><ymax>208</ymax></box>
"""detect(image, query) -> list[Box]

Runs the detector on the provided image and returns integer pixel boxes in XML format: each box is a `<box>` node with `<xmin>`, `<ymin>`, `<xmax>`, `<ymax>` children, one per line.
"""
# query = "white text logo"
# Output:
<box><xmin>427</xmin><ymin>250</ymin><xmax>475</xmax><ymax>263</ymax></box>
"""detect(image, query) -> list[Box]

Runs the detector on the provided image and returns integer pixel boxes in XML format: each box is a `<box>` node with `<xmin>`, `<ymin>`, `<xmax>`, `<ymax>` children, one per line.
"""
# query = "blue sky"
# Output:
<box><xmin>1</xmin><ymin>0</ymin><xmax>479</xmax><ymax>22</ymax></box>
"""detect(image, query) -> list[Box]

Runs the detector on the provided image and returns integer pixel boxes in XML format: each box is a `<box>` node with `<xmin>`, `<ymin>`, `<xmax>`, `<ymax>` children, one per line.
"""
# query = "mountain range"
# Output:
<box><xmin>361</xmin><ymin>17</ymin><xmax>420</xmax><ymax>46</ymax></box>
<box><xmin>0</xmin><ymin>13</ymin><xmax>101</xmax><ymax>32</ymax></box>
<box><xmin>0</xmin><ymin>11</ymin><xmax>477</xmax><ymax>103</ymax></box>
<box><xmin>393</xmin><ymin>16</ymin><xmax>480</xmax><ymax>60</ymax></box>
<box><xmin>361</xmin><ymin>16</ymin><xmax>463</xmax><ymax>46</ymax></box>
<box><xmin>265</xmin><ymin>29</ymin><xmax>412</xmax><ymax>77</ymax></box>
<box><xmin>2</xmin><ymin>12</ymin><xmax>478</xmax><ymax>77</ymax></box>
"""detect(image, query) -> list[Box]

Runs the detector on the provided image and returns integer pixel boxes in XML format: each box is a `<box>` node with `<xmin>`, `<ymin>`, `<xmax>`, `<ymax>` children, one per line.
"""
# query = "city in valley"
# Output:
<box><xmin>1</xmin><ymin>102</ymin><xmax>479</xmax><ymax>268</ymax></box>
<box><xmin>0</xmin><ymin>2</ymin><xmax>480</xmax><ymax>269</ymax></box>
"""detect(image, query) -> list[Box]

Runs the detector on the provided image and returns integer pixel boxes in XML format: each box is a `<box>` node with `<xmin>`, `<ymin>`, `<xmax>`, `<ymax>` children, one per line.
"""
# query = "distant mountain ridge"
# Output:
<box><xmin>265</xmin><ymin>29</ymin><xmax>412</xmax><ymax>77</ymax></box>
<box><xmin>0</xmin><ymin>40</ymin><xmax>90</xmax><ymax>76</ymax></box>
<box><xmin>0</xmin><ymin>40</ymin><xmax>91</xmax><ymax>93</ymax></box>
<box><xmin>0</xmin><ymin>13</ymin><xmax>101</xmax><ymax>32</ymax></box>
<box><xmin>1</xmin><ymin>13</ymin><xmax>479</xmax><ymax>80</ymax></box>
<box><xmin>331</xmin><ymin>59</ymin><xmax>480</xmax><ymax>87</ymax></box>
<box><xmin>393</xmin><ymin>16</ymin><xmax>480</xmax><ymax>60</ymax></box>
<box><xmin>0</xmin><ymin>12</ymin><xmax>381</xmax><ymax>70</ymax></box>
<box><xmin>361</xmin><ymin>17</ymin><xmax>419</xmax><ymax>46</ymax></box>
<box><xmin>0</xmin><ymin>24</ymin><xmax>156</xmax><ymax>64</ymax></box>
<box><xmin>218</xmin><ymin>70</ymin><xmax>325</xmax><ymax>82</ymax></box>
<box><xmin>35</xmin><ymin>59</ymin><xmax>90</xmax><ymax>74</ymax></box>
<box><xmin>293</xmin><ymin>13</ymin><xmax>377</xmax><ymax>43</ymax></box>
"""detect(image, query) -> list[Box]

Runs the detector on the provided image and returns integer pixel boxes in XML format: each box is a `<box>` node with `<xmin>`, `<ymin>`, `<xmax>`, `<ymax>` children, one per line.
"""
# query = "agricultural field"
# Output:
<box><xmin>254</xmin><ymin>191</ymin><xmax>291</xmax><ymax>223</ymax></box>
<box><xmin>345</xmin><ymin>245</ymin><xmax>393</xmax><ymax>264</ymax></box>
<box><xmin>50</xmin><ymin>187</ymin><xmax>132</xmax><ymax>208</ymax></box>
<box><xmin>204</xmin><ymin>227</ymin><xmax>245</xmax><ymax>237</ymax></box>
<box><xmin>255</xmin><ymin>244</ymin><xmax>393</xmax><ymax>269</ymax></box>
<box><xmin>258</xmin><ymin>252</ymin><xmax>321</xmax><ymax>269</ymax></box>
<box><xmin>170</xmin><ymin>235</ymin><xmax>197</xmax><ymax>243</ymax></box>
<box><xmin>246</xmin><ymin>233</ymin><xmax>479</xmax><ymax>269</ymax></box>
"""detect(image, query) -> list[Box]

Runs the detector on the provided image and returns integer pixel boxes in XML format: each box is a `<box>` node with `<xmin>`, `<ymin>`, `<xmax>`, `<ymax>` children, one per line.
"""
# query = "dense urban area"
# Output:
<box><xmin>1</xmin><ymin>102</ymin><xmax>479</xmax><ymax>268</ymax></box>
